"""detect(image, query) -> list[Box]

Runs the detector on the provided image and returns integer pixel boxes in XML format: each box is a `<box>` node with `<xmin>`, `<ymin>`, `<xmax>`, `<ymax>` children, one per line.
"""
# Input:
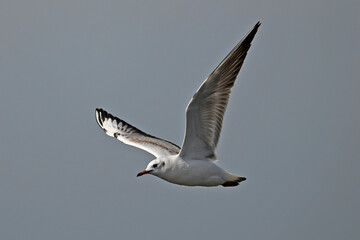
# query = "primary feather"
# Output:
<box><xmin>95</xmin><ymin>108</ymin><xmax>180</xmax><ymax>157</ymax></box>
<box><xmin>179</xmin><ymin>21</ymin><xmax>261</xmax><ymax>161</ymax></box>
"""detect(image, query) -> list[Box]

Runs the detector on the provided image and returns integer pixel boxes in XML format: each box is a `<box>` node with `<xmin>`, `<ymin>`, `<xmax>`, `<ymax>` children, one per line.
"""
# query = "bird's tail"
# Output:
<box><xmin>222</xmin><ymin>173</ymin><xmax>246</xmax><ymax>187</ymax></box>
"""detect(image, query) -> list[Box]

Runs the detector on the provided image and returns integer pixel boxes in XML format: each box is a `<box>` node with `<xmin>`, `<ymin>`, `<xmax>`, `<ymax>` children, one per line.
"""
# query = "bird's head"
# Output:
<box><xmin>137</xmin><ymin>159</ymin><xmax>166</xmax><ymax>177</ymax></box>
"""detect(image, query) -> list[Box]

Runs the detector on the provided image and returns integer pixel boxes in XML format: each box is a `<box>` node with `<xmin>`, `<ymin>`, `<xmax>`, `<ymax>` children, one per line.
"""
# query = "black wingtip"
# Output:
<box><xmin>95</xmin><ymin>108</ymin><xmax>112</xmax><ymax>128</ymax></box>
<box><xmin>254</xmin><ymin>21</ymin><xmax>261</xmax><ymax>33</ymax></box>
<box><xmin>244</xmin><ymin>21</ymin><xmax>261</xmax><ymax>42</ymax></box>
<box><xmin>95</xmin><ymin>108</ymin><xmax>103</xmax><ymax>119</ymax></box>
<box><xmin>95</xmin><ymin>108</ymin><xmax>104</xmax><ymax>128</ymax></box>
<box><xmin>253</xmin><ymin>21</ymin><xmax>261</xmax><ymax>30</ymax></box>
<box><xmin>95</xmin><ymin>108</ymin><xmax>110</xmax><ymax>121</ymax></box>
<box><xmin>95</xmin><ymin>108</ymin><xmax>106</xmax><ymax>115</ymax></box>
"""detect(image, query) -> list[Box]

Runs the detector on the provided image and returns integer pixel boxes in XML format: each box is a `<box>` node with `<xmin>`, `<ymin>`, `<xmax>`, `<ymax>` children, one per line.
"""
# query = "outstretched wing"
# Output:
<box><xmin>95</xmin><ymin>108</ymin><xmax>180</xmax><ymax>157</ymax></box>
<box><xmin>179</xmin><ymin>22</ymin><xmax>261</xmax><ymax>161</ymax></box>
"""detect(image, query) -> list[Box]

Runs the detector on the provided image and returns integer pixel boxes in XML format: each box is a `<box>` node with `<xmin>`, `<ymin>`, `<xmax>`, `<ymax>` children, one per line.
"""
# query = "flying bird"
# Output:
<box><xmin>95</xmin><ymin>22</ymin><xmax>261</xmax><ymax>187</ymax></box>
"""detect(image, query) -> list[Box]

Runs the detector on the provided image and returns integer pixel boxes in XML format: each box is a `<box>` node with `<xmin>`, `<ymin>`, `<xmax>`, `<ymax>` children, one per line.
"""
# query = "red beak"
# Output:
<box><xmin>137</xmin><ymin>170</ymin><xmax>151</xmax><ymax>177</ymax></box>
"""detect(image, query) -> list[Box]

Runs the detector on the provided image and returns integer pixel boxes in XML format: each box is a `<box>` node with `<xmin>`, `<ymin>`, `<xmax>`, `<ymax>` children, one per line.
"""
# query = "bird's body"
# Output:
<box><xmin>147</xmin><ymin>155</ymin><xmax>244</xmax><ymax>187</ymax></box>
<box><xmin>95</xmin><ymin>22</ymin><xmax>261</xmax><ymax>187</ymax></box>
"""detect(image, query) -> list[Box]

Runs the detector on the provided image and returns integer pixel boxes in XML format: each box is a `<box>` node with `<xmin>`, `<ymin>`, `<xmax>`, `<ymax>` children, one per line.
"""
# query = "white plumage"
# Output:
<box><xmin>95</xmin><ymin>22</ymin><xmax>261</xmax><ymax>187</ymax></box>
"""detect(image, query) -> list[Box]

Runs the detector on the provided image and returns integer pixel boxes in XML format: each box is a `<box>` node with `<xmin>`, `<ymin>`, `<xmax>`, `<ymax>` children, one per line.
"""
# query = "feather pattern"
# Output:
<box><xmin>179</xmin><ymin>22</ymin><xmax>261</xmax><ymax>161</ymax></box>
<box><xmin>95</xmin><ymin>108</ymin><xmax>180</xmax><ymax>157</ymax></box>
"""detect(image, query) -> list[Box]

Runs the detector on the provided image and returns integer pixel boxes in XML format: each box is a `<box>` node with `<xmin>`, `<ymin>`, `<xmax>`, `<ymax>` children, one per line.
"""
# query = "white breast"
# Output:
<box><xmin>157</xmin><ymin>155</ymin><xmax>227</xmax><ymax>187</ymax></box>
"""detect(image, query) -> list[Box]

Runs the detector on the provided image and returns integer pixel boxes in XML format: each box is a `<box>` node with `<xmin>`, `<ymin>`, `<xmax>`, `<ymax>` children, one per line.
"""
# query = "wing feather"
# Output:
<box><xmin>95</xmin><ymin>108</ymin><xmax>180</xmax><ymax>157</ymax></box>
<box><xmin>179</xmin><ymin>22</ymin><xmax>261</xmax><ymax>160</ymax></box>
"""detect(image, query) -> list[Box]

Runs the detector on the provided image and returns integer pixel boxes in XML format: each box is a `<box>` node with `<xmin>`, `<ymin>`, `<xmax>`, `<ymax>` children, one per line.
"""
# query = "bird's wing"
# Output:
<box><xmin>95</xmin><ymin>108</ymin><xmax>180</xmax><ymax>157</ymax></box>
<box><xmin>179</xmin><ymin>22</ymin><xmax>261</xmax><ymax>161</ymax></box>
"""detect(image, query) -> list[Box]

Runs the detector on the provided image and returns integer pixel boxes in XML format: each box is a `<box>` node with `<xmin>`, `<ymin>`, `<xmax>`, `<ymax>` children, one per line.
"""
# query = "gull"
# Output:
<box><xmin>95</xmin><ymin>22</ymin><xmax>261</xmax><ymax>187</ymax></box>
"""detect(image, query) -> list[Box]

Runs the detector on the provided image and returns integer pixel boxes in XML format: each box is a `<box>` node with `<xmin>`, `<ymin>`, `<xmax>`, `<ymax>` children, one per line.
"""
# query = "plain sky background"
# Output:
<box><xmin>1</xmin><ymin>0</ymin><xmax>359</xmax><ymax>239</ymax></box>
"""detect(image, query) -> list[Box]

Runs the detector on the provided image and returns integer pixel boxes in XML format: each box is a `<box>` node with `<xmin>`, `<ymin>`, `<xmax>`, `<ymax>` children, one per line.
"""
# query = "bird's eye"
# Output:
<box><xmin>152</xmin><ymin>164</ymin><xmax>158</xmax><ymax>168</ymax></box>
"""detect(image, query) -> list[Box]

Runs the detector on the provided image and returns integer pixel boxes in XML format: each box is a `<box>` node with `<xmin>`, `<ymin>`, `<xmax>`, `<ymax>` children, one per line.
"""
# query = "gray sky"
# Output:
<box><xmin>1</xmin><ymin>0</ymin><xmax>359</xmax><ymax>239</ymax></box>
